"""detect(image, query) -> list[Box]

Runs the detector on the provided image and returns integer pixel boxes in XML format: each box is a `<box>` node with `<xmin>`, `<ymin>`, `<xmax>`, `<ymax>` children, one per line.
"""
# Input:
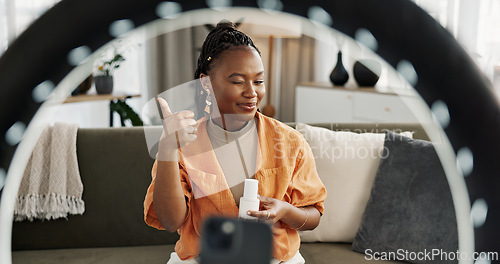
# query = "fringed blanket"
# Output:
<box><xmin>15</xmin><ymin>123</ymin><xmax>84</xmax><ymax>221</ymax></box>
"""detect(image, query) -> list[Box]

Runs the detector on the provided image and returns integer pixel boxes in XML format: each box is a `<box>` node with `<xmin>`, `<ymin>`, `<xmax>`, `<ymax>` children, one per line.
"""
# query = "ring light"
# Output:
<box><xmin>1</xmin><ymin>1</ymin><xmax>499</xmax><ymax>263</ymax></box>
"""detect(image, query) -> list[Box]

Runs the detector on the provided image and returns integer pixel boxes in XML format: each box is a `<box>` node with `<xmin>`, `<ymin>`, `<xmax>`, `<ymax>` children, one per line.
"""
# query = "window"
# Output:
<box><xmin>0</xmin><ymin>0</ymin><xmax>60</xmax><ymax>55</ymax></box>
<box><xmin>477</xmin><ymin>0</ymin><xmax>500</xmax><ymax>79</ymax></box>
<box><xmin>415</xmin><ymin>0</ymin><xmax>500</xmax><ymax>90</ymax></box>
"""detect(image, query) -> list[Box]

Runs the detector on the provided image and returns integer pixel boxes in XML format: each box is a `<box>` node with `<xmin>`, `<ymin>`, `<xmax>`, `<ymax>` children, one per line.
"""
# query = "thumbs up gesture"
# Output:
<box><xmin>156</xmin><ymin>97</ymin><xmax>199</xmax><ymax>159</ymax></box>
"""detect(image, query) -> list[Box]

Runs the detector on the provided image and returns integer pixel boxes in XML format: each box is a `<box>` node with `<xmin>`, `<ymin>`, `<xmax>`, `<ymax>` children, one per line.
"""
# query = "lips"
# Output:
<box><xmin>237</xmin><ymin>102</ymin><xmax>257</xmax><ymax>111</ymax></box>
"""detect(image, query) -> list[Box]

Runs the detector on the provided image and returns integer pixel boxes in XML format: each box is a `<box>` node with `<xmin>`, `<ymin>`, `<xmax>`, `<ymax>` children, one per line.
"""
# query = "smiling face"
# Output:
<box><xmin>201</xmin><ymin>46</ymin><xmax>265</xmax><ymax>131</ymax></box>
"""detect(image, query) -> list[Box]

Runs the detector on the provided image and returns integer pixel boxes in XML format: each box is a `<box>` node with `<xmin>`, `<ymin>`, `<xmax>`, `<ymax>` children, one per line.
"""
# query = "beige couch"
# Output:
<box><xmin>11</xmin><ymin>123</ymin><xmax>428</xmax><ymax>264</ymax></box>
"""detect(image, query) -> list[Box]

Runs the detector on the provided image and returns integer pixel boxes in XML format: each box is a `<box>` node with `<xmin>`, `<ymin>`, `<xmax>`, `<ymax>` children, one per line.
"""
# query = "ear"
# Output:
<box><xmin>199</xmin><ymin>73</ymin><xmax>211</xmax><ymax>92</ymax></box>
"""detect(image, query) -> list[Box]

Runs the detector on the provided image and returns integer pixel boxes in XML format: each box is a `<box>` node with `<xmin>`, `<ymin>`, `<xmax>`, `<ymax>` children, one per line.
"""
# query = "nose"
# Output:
<box><xmin>243</xmin><ymin>83</ymin><xmax>258</xmax><ymax>98</ymax></box>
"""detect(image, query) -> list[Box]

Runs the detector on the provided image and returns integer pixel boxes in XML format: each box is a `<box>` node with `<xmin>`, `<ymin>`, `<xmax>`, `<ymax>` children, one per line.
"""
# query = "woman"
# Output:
<box><xmin>144</xmin><ymin>22</ymin><xmax>326</xmax><ymax>264</ymax></box>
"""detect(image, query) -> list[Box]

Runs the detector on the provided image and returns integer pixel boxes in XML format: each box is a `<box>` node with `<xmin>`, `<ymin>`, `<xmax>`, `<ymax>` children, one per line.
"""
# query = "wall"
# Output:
<box><xmin>45</xmin><ymin>32</ymin><xmax>148</xmax><ymax>128</ymax></box>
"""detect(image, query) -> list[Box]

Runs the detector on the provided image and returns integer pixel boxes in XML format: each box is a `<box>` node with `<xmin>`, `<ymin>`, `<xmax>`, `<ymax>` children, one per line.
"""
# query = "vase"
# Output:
<box><xmin>71</xmin><ymin>75</ymin><xmax>93</xmax><ymax>96</ymax></box>
<box><xmin>353</xmin><ymin>59</ymin><xmax>381</xmax><ymax>87</ymax></box>
<box><xmin>329</xmin><ymin>51</ymin><xmax>349</xmax><ymax>86</ymax></box>
<box><xmin>94</xmin><ymin>75</ymin><xmax>114</xmax><ymax>94</ymax></box>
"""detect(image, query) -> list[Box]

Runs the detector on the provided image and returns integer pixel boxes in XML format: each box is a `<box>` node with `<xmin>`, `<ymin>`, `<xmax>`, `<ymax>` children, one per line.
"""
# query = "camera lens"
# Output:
<box><xmin>221</xmin><ymin>221</ymin><xmax>235</xmax><ymax>235</ymax></box>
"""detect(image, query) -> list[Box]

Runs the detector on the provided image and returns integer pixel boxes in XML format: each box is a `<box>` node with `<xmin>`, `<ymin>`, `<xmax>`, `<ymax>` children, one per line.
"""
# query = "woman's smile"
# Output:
<box><xmin>237</xmin><ymin>102</ymin><xmax>257</xmax><ymax>112</ymax></box>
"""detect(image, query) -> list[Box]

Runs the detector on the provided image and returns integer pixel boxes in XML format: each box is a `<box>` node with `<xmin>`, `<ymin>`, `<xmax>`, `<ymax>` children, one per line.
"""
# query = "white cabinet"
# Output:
<box><xmin>295</xmin><ymin>83</ymin><xmax>426</xmax><ymax>123</ymax></box>
<box><xmin>296</xmin><ymin>87</ymin><xmax>354</xmax><ymax>123</ymax></box>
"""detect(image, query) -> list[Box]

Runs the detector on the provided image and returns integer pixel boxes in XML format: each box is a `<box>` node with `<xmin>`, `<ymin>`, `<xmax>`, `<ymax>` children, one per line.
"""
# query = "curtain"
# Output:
<box><xmin>144</xmin><ymin>26</ymin><xmax>208</xmax><ymax>124</ymax></box>
<box><xmin>145</xmin><ymin>26</ymin><xmax>209</xmax><ymax>98</ymax></box>
<box><xmin>278</xmin><ymin>36</ymin><xmax>316</xmax><ymax>122</ymax></box>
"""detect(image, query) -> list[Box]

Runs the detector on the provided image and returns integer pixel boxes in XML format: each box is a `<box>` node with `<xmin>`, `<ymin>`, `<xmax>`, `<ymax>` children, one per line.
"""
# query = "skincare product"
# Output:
<box><xmin>238</xmin><ymin>179</ymin><xmax>259</xmax><ymax>220</ymax></box>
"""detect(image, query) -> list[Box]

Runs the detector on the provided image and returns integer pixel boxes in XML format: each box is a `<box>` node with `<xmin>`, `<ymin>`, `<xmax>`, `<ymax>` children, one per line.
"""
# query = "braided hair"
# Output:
<box><xmin>194</xmin><ymin>21</ymin><xmax>261</xmax><ymax>118</ymax></box>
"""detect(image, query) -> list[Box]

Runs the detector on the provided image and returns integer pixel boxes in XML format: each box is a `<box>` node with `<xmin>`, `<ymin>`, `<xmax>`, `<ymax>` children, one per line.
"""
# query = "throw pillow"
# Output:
<box><xmin>296</xmin><ymin>123</ymin><xmax>412</xmax><ymax>242</ymax></box>
<box><xmin>351</xmin><ymin>131</ymin><xmax>458</xmax><ymax>263</ymax></box>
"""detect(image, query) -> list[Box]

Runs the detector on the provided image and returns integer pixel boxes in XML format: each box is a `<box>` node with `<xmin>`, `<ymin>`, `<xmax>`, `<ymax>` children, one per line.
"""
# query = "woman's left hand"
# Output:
<box><xmin>246</xmin><ymin>195</ymin><xmax>292</xmax><ymax>224</ymax></box>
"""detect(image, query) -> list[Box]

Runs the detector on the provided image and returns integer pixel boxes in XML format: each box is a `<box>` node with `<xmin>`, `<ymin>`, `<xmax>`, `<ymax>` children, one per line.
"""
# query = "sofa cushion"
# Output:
<box><xmin>351</xmin><ymin>131</ymin><xmax>458</xmax><ymax>263</ymax></box>
<box><xmin>296</xmin><ymin>123</ymin><xmax>412</xmax><ymax>242</ymax></box>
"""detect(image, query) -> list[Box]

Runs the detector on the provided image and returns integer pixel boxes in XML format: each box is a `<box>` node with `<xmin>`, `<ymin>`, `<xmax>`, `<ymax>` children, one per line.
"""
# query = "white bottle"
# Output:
<box><xmin>238</xmin><ymin>179</ymin><xmax>260</xmax><ymax>220</ymax></box>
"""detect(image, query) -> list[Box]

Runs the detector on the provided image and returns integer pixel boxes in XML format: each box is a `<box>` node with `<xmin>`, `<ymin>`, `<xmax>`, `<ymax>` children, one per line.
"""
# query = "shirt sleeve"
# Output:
<box><xmin>289</xmin><ymin>136</ymin><xmax>327</xmax><ymax>215</ymax></box>
<box><xmin>144</xmin><ymin>157</ymin><xmax>193</xmax><ymax>230</ymax></box>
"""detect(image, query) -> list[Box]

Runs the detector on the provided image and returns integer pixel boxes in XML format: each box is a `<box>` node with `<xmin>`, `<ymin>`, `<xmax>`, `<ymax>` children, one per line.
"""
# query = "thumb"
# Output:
<box><xmin>258</xmin><ymin>195</ymin><xmax>271</xmax><ymax>203</ymax></box>
<box><xmin>156</xmin><ymin>96</ymin><xmax>172</xmax><ymax>118</ymax></box>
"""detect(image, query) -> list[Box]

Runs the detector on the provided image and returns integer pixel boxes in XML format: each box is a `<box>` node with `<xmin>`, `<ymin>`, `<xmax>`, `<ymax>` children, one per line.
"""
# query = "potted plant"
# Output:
<box><xmin>94</xmin><ymin>51</ymin><xmax>125</xmax><ymax>94</ymax></box>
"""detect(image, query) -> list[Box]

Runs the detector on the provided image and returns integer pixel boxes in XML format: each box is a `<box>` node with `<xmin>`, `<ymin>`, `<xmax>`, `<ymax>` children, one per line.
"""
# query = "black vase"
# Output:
<box><xmin>330</xmin><ymin>51</ymin><xmax>349</xmax><ymax>86</ymax></box>
<box><xmin>353</xmin><ymin>59</ymin><xmax>381</xmax><ymax>87</ymax></box>
<box><xmin>94</xmin><ymin>75</ymin><xmax>114</xmax><ymax>94</ymax></box>
<box><xmin>71</xmin><ymin>75</ymin><xmax>93</xmax><ymax>96</ymax></box>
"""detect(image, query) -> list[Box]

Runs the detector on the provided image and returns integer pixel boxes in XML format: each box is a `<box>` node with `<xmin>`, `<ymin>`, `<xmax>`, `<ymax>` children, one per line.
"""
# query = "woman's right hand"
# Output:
<box><xmin>157</xmin><ymin>97</ymin><xmax>199</xmax><ymax>160</ymax></box>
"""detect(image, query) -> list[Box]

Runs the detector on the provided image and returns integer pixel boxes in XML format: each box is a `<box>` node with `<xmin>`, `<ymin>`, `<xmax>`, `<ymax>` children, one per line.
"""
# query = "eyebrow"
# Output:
<box><xmin>228</xmin><ymin>71</ymin><xmax>264</xmax><ymax>78</ymax></box>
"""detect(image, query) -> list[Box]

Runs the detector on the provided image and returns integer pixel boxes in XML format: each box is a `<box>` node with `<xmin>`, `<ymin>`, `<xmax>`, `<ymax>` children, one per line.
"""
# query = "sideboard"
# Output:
<box><xmin>295</xmin><ymin>82</ymin><xmax>431</xmax><ymax>123</ymax></box>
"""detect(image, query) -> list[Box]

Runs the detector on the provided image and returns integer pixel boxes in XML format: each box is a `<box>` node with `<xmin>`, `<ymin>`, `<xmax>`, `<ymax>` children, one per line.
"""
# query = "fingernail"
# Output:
<box><xmin>247</xmin><ymin>211</ymin><xmax>251</xmax><ymax>215</ymax></box>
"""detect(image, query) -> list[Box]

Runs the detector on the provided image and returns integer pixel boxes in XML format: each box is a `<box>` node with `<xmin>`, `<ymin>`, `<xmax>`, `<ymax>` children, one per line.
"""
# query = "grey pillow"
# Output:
<box><xmin>351</xmin><ymin>131</ymin><xmax>458</xmax><ymax>263</ymax></box>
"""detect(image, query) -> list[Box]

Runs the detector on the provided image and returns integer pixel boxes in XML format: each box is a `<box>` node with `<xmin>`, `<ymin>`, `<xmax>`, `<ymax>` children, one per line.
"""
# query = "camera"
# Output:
<box><xmin>200</xmin><ymin>217</ymin><xmax>272</xmax><ymax>264</ymax></box>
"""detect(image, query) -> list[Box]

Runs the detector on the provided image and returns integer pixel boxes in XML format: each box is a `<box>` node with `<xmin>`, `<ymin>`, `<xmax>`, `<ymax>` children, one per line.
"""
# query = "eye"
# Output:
<box><xmin>254</xmin><ymin>80</ymin><xmax>264</xmax><ymax>85</ymax></box>
<box><xmin>232</xmin><ymin>81</ymin><xmax>244</xmax><ymax>85</ymax></box>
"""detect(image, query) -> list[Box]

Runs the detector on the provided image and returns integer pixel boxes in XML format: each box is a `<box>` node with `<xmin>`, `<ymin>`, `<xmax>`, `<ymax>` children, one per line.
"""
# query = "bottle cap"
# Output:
<box><xmin>243</xmin><ymin>179</ymin><xmax>259</xmax><ymax>199</ymax></box>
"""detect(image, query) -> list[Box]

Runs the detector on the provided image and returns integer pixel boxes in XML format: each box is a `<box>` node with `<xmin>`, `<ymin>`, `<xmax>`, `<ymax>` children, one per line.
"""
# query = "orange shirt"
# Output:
<box><xmin>144</xmin><ymin>112</ymin><xmax>326</xmax><ymax>261</ymax></box>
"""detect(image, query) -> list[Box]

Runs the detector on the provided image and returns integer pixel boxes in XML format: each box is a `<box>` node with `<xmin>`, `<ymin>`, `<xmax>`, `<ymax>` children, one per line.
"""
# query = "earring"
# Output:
<box><xmin>204</xmin><ymin>89</ymin><xmax>211</xmax><ymax>114</ymax></box>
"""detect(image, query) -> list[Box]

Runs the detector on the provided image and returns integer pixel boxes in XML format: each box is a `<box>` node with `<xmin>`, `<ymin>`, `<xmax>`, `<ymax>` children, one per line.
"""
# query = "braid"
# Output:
<box><xmin>194</xmin><ymin>20</ymin><xmax>261</xmax><ymax>118</ymax></box>
<box><xmin>195</xmin><ymin>21</ymin><xmax>260</xmax><ymax>79</ymax></box>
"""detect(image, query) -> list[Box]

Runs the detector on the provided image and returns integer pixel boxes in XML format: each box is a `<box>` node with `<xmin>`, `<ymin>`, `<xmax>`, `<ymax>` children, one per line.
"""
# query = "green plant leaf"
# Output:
<box><xmin>110</xmin><ymin>100</ymin><xmax>144</xmax><ymax>126</ymax></box>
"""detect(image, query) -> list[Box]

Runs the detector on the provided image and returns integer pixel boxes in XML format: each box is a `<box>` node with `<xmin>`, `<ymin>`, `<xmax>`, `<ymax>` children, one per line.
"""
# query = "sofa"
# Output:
<box><xmin>11</xmin><ymin>122</ymin><xmax>452</xmax><ymax>264</ymax></box>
